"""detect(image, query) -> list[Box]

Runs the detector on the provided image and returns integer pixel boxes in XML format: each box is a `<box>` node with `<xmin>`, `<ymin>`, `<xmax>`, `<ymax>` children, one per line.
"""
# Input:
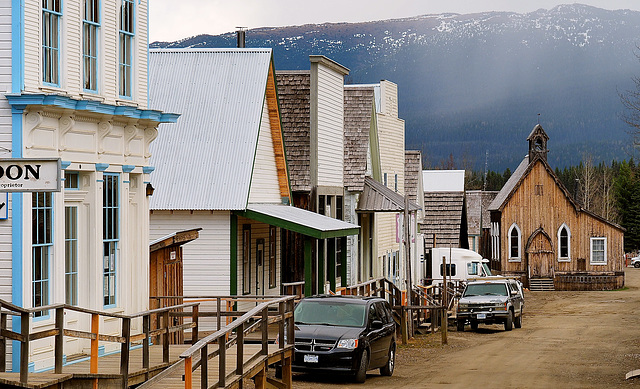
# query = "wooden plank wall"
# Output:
<box><xmin>500</xmin><ymin>162</ymin><xmax>624</xmax><ymax>276</ymax></box>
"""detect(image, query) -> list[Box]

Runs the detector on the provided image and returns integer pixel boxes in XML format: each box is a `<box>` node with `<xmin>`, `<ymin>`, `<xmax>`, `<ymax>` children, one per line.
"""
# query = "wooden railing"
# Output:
<box><xmin>0</xmin><ymin>299</ymin><xmax>200</xmax><ymax>388</ymax></box>
<box><xmin>281</xmin><ymin>281</ymin><xmax>305</xmax><ymax>299</ymax></box>
<box><xmin>175</xmin><ymin>296</ymin><xmax>295</xmax><ymax>388</ymax></box>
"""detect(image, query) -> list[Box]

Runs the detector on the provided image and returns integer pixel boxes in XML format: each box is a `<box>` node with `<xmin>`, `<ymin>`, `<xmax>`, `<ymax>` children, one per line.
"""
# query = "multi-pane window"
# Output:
<box><xmin>590</xmin><ymin>237</ymin><xmax>607</xmax><ymax>265</ymax></box>
<box><xmin>65</xmin><ymin>171</ymin><xmax>79</xmax><ymax>189</ymax></box>
<box><xmin>32</xmin><ymin>192</ymin><xmax>53</xmax><ymax>317</ymax></box>
<box><xmin>508</xmin><ymin>224</ymin><xmax>521</xmax><ymax>260</ymax></box>
<box><xmin>42</xmin><ymin>0</ymin><xmax>62</xmax><ymax>85</ymax></box>
<box><xmin>103</xmin><ymin>174</ymin><xmax>119</xmax><ymax>306</ymax></box>
<box><xmin>269</xmin><ymin>226</ymin><xmax>276</xmax><ymax>289</ymax></box>
<box><xmin>65</xmin><ymin>206</ymin><xmax>78</xmax><ymax>305</ymax></box>
<box><xmin>83</xmin><ymin>0</ymin><xmax>100</xmax><ymax>91</ymax></box>
<box><xmin>119</xmin><ymin>0</ymin><xmax>134</xmax><ymax>97</ymax></box>
<box><xmin>242</xmin><ymin>226</ymin><xmax>251</xmax><ymax>294</ymax></box>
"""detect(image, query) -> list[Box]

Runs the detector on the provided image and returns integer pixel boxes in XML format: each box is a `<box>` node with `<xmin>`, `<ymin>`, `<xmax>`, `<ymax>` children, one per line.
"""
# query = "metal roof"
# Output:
<box><xmin>238</xmin><ymin>204</ymin><xmax>360</xmax><ymax>239</ymax></box>
<box><xmin>148</xmin><ymin>48</ymin><xmax>273</xmax><ymax>210</ymax></box>
<box><xmin>357</xmin><ymin>177</ymin><xmax>421</xmax><ymax>213</ymax></box>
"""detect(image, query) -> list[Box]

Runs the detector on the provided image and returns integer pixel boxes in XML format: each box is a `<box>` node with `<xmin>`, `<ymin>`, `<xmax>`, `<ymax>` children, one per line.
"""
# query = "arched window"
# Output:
<box><xmin>558</xmin><ymin>224</ymin><xmax>571</xmax><ymax>261</ymax></box>
<box><xmin>508</xmin><ymin>224</ymin><xmax>521</xmax><ymax>261</ymax></box>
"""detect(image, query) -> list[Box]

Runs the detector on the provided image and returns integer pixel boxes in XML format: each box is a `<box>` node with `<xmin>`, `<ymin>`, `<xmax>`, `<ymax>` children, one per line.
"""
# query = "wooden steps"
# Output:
<box><xmin>530</xmin><ymin>278</ymin><xmax>555</xmax><ymax>291</ymax></box>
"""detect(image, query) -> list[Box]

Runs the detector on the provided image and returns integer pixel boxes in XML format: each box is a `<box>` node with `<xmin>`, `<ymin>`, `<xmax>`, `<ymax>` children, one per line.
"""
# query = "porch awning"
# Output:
<box><xmin>357</xmin><ymin>176</ymin><xmax>421</xmax><ymax>212</ymax></box>
<box><xmin>237</xmin><ymin>204</ymin><xmax>360</xmax><ymax>239</ymax></box>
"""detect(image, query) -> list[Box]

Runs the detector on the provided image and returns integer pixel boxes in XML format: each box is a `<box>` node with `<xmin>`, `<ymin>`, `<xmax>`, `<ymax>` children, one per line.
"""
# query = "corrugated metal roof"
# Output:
<box><xmin>148</xmin><ymin>48</ymin><xmax>273</xmax><ymax>210</ymax></box>
<box><xmin>241</xmin><ymin>204</ymin><xmax>360</xmax><ymax>239</ymax></box>
<box><xmin>357</xmin><ymin>177</ymin><xmax>421</xmax><ymax>212</ymax></box>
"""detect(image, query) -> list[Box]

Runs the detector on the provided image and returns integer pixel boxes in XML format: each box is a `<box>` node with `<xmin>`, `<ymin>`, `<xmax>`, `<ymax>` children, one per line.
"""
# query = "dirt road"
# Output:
<box><xmin>294</xmin><ymin>268</ymin><xmax>640</xmax><ymax>388</ymax></box>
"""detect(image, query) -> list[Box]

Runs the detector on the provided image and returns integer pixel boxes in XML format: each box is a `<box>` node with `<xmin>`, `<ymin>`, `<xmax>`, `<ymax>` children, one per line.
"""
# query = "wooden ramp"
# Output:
<box><xmin>142</xmin><ymin>344</ymin><xmax>292</xmax><ymax>388</ymax></box>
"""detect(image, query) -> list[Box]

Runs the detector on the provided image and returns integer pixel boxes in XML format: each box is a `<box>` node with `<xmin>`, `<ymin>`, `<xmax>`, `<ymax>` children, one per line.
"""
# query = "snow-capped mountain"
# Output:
<box><xmin>152</xmin><ymin>4</ymin><xmax>640</xmax><ymax>170</ymax></box>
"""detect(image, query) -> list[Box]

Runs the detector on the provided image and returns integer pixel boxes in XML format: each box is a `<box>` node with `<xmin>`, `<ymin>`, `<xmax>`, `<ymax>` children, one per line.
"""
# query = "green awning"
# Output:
<box><xmin>236</xmin><ymin>204</ymin><xmax>360</xmax><ymax>239</ymax></box>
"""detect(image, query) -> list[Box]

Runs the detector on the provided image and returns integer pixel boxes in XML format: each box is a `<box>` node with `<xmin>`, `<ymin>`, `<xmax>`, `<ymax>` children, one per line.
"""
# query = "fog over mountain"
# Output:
<box><xmin>151</xmin><ymin>4</ymin><xmax>640</xmax><ymax>170</ymax></box>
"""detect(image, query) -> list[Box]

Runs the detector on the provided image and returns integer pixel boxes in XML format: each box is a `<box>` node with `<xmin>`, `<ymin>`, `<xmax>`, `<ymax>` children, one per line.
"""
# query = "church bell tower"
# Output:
<box><xmin>527</xmin><ymin>124</ymin><xmax>549</xmax><ymax>163</ymax></box>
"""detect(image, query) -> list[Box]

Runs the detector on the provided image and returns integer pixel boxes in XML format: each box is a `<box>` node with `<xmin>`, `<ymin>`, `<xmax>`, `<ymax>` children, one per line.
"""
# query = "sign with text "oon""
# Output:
<box><xmin>0</xmin><ymin>159</ymin><xmax>61</xmax><ymax>192</ymax></box>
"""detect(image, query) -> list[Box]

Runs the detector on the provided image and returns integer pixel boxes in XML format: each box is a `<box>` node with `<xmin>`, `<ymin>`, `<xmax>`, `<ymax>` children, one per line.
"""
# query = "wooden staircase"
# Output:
<box><xmin>529</xmin><ymin>278</ymin><xmax>555</xmax><ymax>291</ymax></box>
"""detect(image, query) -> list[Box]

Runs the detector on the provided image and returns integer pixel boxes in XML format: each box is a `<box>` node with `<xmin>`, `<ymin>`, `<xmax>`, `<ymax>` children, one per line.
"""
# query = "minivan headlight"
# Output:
<box><xmin>337</xmin><ymin>339</ymin><xmax>358</xmax><ymax>349</ymax></box>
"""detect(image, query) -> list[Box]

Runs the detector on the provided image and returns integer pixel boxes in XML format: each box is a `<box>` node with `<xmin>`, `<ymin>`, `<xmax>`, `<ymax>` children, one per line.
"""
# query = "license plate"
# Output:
<box><xmin>304</xmin><ymin>354</ymin><xmax>319</xmax><ymax>363</ymax></box>
<box><xmin>477</xmin><ymin>313</ymin><xmax>486</xmax><ymax>320</ymax></box>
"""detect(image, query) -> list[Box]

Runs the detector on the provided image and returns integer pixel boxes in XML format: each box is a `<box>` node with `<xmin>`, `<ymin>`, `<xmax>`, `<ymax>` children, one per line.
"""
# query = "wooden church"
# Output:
<box><xmin>487</xmin><ymin>125</ymin><xmax>625</xmax><ymax>290</ymax></box>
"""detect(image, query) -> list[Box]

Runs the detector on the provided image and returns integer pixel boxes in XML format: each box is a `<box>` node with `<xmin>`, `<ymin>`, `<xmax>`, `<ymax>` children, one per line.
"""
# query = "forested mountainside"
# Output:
<box><xmin>152</xmin><ymin>4</ymin><xmax>640</xmax><ymax>170</ymax></box>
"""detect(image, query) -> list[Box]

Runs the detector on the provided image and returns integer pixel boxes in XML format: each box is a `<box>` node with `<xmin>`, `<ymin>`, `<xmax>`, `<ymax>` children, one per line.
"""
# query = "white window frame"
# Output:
<box><xmin>65</xmin><ymin>206</ymin><xmax>78</xmax><ymax>306</ymax></box>
<box><xmin>507</xmin><ymin>223</ymin><xmax>521</xmax><ymax>262</ymax></box>
<box><xmin>83</xmin><ymin>0</ymin><xmax>100</xmax><ymax>92</ymax></box>
<box><xmin>42</xmin><ymin>0</ymin><xmax>62</xmax><ymax>86</ymax></box>
<box><xmin>118</xmin><ymin>0</ymin><xmax>134</xmax><ymax>98</ymax></box>
<box><xmin>103</xmin><ymin>173</ymin><xmax>119</xmax><ymax>307</ymax></box>
<box><xmin>590</xmin><ymin>237</ymin><xmax>607</xmax><ymax>265</ymax></box>
<box><xmin>557</xmin><ymin>223</ymin><xmax>571</xmax><ymax>262</ymax></box>
<box><xmin>32</xmin><ymin>192</ymin><xmax>53</xmax><ymax>319</ymax></box>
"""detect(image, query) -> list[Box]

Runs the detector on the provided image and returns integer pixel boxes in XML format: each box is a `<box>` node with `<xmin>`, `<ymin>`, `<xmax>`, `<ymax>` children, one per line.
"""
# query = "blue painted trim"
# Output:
<box><xmin>122</xmin><ymin>165</ymin><xmax>135</xmax><ymax>173</ymax></box>
<box><xmin>61</xmin><ymin>161</ymin><xmax>71</xmax><ymax>169</ymax></box>
<box><xmin>28</xmin><ymin>362</ymin><xmax>34</xmax><ymax>373</ymax></box>
<box><xmin>5</xmin><ymin>94</ymin><xmax>180</xmax><ymax>123</ymax></box>
<box><xmin>142</xmin><ymin>166</ymin><xmax>155</xmax><ymax>174</ymax></box>
<box><xmin>11</xmin><ymin>0</ymin><xmax>24</xmax><ymax>93</ymax></box>
<box><xmin>95</xmin><ymin>163</ymin><xmax>109</xmax><ymax>172</ymax></box>
<box><xmin>11</xmin><ymin>105</ymin><xmax>24</xmax><ymax>372</ymax></box>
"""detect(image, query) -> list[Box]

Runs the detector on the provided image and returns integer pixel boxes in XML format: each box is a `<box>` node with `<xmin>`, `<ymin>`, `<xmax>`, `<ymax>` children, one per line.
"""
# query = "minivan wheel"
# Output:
<box><xmin>380</xmin><ymin>344</ymin><xmax>395</xmax><ymax>376</ymax></box>
<box><xmin>504</xmin><ymin>310</ymin><xmax>513</xmax><ymax>331</ymax></box>
<box><xmin>354</xmin><ymin>349</ymin><xmax>368</xmax><ymax>383</ymax></box>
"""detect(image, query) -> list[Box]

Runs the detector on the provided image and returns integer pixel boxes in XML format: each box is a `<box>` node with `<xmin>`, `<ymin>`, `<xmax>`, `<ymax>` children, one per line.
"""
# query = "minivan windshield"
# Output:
<box><xmin>463</xmin><ymin>283</ymin><xmax>508</xmax><ymax>297</ymax></box>
<box><xmin>294</xmin><ymin>300</ymin><xmax>367</xmax><ymax>327</ymax></box>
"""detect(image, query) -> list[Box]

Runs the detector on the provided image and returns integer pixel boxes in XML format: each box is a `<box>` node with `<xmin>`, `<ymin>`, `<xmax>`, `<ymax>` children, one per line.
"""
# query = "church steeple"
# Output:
<box><xmin>527</xmin><ymin>124</ymin><xmax>549</xmax><ymax>163</ymax></box>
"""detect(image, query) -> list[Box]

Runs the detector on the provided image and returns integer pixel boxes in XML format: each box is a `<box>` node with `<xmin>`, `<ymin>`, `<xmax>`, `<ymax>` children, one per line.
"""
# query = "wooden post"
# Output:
<box><xmin>90</xmin><ymin>313</ymin><xmax>99</xmax><ymax>389</ymax></box>
<box><xmin>184</xmin><ymin>356</ymin><xmax>192</xmax><ymax>389</ymax></box>
<box><xmin>143</xmin><ymin>315</ymin><xmax>150</xmax><ymax>381</ymax></box>
<box><xmin>120</xmin><ymin>317</ymin><xmax>131</xmax><ymax>389</ymax></box>
<box><xmin>216</xmin><ymin>298</ymin><xmax>222</xmax><ymax>331</ymax></box>
<box><xmin>218</xmin><ymin>336</ymin><xmax>226</xmax><ymax>387</ymax></box>
<box><xmin>254</xmin><ymin>364</ymin><xmax>266</xmax><ymax>389</ymax></box>
<box><xmin>20</xmin><ymin>311</ymin><xmax>29</xmax><ymax>384</ymax></box>
<box><xmin>191</xmin><ymin>304</ymin><xmax>199</xmax><ymax>344</ymax></box>
<box><xmin>441</xmin><ymin>307</ymin><xmax>448</xmax><ymax>345</ymax></box>
<box><xmin>261</xmin><ymin>308</ymin><xmax>268</xmax><ymax>356</ymax></box>
<box><xmin>278</xmin><ymin>302</ymin><xmax>285</xmax><ymax>350</ymax></box>
<box><xmin>54</xmin><ymin>307</ymin><xmax>64</xmax><ymax>373</ymax></box>
<box><xmin>287</xmin><ymin>299</ymin><xmax>295</xmax><ymax>347</ymax></box>
<box><xmin>236</xmin><ymin>322</ymin><xmax>244</xmax><ymax>376</ymax></box>
<box><xmin>0</xmin><ymin>312</ymin><xmax>6</xmax><ymax>372</ymax></box>
<box><xmin>162</xmin><ymin>310</ymin><xmax>170</xmax><ymax>364</ymax></box>
<box><xmin>200</xmin><ymin>344</ymin><xmax>208</xmax><ymax>389</ymax></box>
<box><xmin>304</xmin><ymin>238</ymin><xmax>312</xmax><ymax>297</ymax></box>
<box><xmin>401</xmin><ymin>307</ymin><xmax>408</xmax><ymax>345</ymax></box>
<box><xmin>282</xmin><ymin>353</ymin><xmax>293</xmax><ymax>387</ymax></box>
<box><xmin>442</xmin><ymin>255</ymin><xmax>448</xmax><ymax>345</ymax></box>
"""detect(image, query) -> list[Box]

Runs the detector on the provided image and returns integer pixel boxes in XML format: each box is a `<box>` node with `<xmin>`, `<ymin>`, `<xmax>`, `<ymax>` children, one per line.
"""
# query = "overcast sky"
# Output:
<box><xmin>149</xmin><ymin>1</ymin><xmax>640</xmax><ymax>42</ymax></box>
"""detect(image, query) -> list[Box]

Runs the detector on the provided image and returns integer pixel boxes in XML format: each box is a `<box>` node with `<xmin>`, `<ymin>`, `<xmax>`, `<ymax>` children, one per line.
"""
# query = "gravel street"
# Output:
<box><xmin>293</xmin><ymin>267</ymin><xmax>640</xmax><ymax>388</ymax></box>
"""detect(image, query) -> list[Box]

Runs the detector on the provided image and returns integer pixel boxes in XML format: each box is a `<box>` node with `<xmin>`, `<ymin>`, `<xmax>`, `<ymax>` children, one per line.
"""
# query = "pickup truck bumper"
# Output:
<box><xmin>457</xmin><ymin>310</ymin><xmax>509</xmax><ymax>324</ymax></box>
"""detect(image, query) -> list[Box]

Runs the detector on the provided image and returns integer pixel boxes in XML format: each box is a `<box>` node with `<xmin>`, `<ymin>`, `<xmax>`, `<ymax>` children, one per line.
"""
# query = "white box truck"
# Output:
<box><xmin>425</xmin><ymin>247</ymin><xmax>492</xmax><ymax>285</ymax></box>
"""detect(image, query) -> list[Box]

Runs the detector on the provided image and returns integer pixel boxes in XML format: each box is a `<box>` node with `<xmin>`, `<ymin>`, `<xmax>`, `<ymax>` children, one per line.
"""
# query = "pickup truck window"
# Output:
<box><xmin>463</xmin><ymin>283</ymin><xmax>508</xmax><ymax>297</ymax></box>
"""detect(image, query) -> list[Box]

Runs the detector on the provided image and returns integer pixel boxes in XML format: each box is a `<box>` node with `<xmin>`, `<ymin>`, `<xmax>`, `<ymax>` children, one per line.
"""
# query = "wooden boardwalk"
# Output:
<box><xmin>0</xmin><ymin>343</ymin><xmax>292</xmax><ymax>388</ymax></box>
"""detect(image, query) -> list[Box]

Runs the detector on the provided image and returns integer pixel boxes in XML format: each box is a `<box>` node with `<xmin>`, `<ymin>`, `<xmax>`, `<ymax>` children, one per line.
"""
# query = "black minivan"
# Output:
<box><xmin>291</xmin><ymin>295</ymin><xmax>396</xmax><ymax>383</ymax></box>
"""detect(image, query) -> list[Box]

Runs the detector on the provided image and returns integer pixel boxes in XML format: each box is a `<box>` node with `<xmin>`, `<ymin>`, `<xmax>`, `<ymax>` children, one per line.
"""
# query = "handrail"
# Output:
<box><xmin>179</xmin><ymin>295</ymin><xmax>295</xmax><ymax>388</ymax></box>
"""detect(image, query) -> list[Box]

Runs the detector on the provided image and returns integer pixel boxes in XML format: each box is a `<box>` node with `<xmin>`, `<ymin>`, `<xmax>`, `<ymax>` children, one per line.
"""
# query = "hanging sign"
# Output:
<box><xmin>0</xmin><ymin>193</ymin><xmax>7</xmax><ymax>220</ymax></box>
<box><xmin>0</xmin><ymin>159</ymin><xmax>61</xmax><ymax>192</ymax></box>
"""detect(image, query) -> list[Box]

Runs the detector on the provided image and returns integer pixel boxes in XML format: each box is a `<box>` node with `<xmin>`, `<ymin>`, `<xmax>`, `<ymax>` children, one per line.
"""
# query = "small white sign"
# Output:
<box><xmin>170</xmin><ymin>251</ymin><xmax>176</xmax><ymax>260</ymax></box>
<box><xmin>0</xmin><ymin>159</ymin><xmax>61</xmax><ymax>192</ymax></box>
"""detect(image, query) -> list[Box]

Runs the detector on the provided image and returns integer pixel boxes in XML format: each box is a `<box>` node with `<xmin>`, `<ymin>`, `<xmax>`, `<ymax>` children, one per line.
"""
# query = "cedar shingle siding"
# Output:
<box><xmin>422</xmin><ymin>192</ymin><xmax>465</xmax><ymax>249</ymax></box>
<box><xmin>344</xmin><ymin>88</ymin><xmax>374</xmax><ymax>192</ymax></box>
<box><xmin>276</xmin><ymin>72</ymin><xmax>311</xmax><ymax>192</ymax></box>
<box><xmin>404</xmin><ymin>151</ymin><xmax>422</xmax><ymax>204</ymax></box>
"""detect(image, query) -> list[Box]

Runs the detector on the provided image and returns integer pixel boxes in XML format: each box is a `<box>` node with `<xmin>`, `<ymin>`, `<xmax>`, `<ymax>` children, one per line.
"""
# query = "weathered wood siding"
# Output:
<box><xmin>248</xmin><ymin>97</ymin><xmax>282</xmax><ymax>204</ymax></box>
<box><xmin>315</xmin><ymin>63</ymin><xmax>344</xmax><ymax>188</ymax></box>
<box><xmin>500</xmin><ymin>161</ymin><xmax>624</xmax><ymax>277</ymax></box>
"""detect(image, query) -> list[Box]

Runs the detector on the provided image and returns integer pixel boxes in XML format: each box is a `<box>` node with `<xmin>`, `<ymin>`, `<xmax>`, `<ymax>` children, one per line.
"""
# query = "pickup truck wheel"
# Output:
<box><xmin>354</xmin><ymin>349</ymin><xmax>368</xmax><ymax>383</ymax></box>
<box><xmin>457</xmin><ymin>320</ymin><xmax>465</xmax><ymax>332</ymax></box>
<box><xmin>470</xmin><ymin>320</ymin><xmax>478</xmax><ymax>331</ymax></box>
<box><xmin>514</xmin><ymin>309</ymin><xmax>522</xmax><ymax>328</ymax></box>
<box><xmin>504</xmin><ymin>310</ymin><xmax>513</xmax><ymax>331</ymax></box>
<box><xmin>635</xmin><ymin>262</ymin><xmax>640</xmax><ymax>268</ymax></box>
